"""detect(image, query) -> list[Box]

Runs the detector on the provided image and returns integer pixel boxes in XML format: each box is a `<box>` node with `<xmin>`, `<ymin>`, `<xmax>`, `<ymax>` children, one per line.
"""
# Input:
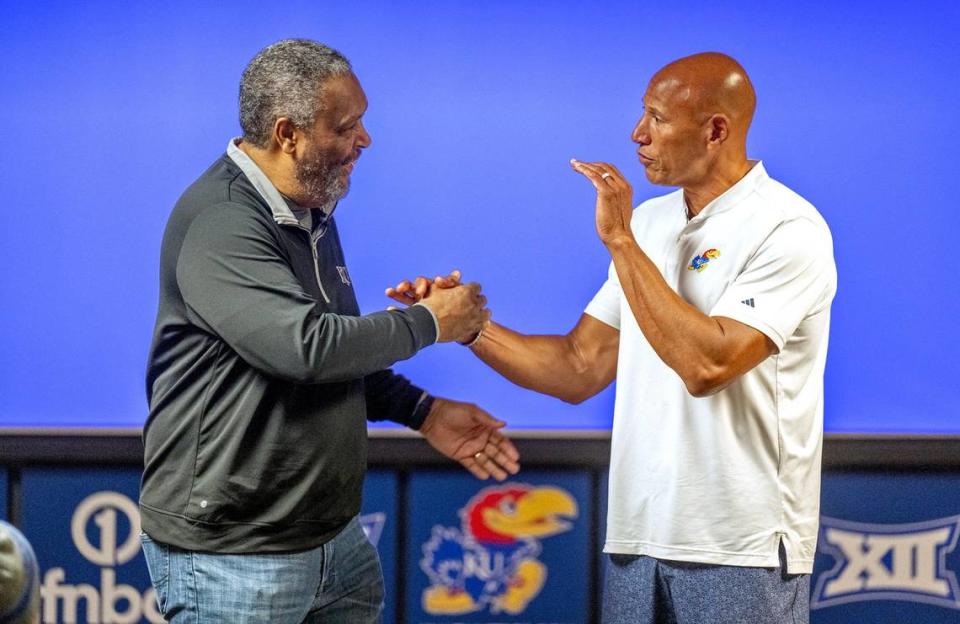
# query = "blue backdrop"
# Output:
<box><xmin>0</xmin><ymin>1</ymin><xmax>957</xmax><ymax>432</ymax></box>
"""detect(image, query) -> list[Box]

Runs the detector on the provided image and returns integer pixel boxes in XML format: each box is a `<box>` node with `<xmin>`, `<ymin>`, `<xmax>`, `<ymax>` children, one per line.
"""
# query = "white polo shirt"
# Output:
<box><xmin>586</xmin><ymin>162</ymin><xmax>836</xmax><ymax>574</ymax></box>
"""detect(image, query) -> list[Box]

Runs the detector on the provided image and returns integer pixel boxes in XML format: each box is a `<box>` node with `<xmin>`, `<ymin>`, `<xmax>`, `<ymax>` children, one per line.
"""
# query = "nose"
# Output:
<box><xmin>631</xmin><ymin>114</ymin><xmax>650</xmax><ymax>145</ymax></box>
<box><xmin>357</xmin><ymin>119</ymin><xmax>372</xmax><ymax>149</ymax></box>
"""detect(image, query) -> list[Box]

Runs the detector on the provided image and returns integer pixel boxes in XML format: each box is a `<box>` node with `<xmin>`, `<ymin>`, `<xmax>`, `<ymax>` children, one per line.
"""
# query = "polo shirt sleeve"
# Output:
<box><xmin>584</xmin><ymin>261</ymin><xmax>622</xmax><ymax>329</ymax></box>
<box><xmin>709</xmin><ymin>218</ymin><xmax>836</xmax><ymax>350</ymax></box>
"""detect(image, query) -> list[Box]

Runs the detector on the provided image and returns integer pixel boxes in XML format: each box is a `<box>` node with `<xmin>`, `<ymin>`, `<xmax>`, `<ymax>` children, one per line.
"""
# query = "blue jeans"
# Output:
<box><xmin>141</xmin><ymin>516</ymin><xmax>383</xmax><ymax>623</ymax></box>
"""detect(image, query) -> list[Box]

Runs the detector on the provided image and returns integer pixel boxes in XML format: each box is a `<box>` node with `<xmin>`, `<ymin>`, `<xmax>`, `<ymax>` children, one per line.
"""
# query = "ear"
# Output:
<box><xmin>272</xmin><ymin>117</ymin><xmax>298</xmax><ymax>154</ymax></box>
<box><xmin>707</xmin><ymin>114</ymin><xmax>730</xmax><ymax>145</ymax></box>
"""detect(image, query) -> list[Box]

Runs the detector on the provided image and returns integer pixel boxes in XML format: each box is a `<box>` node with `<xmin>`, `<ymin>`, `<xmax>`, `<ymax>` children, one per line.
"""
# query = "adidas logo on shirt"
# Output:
<box><xmin>741</xmin><ymin>298</ymin><xmax>755</xmax><ymax>308</ymax></box>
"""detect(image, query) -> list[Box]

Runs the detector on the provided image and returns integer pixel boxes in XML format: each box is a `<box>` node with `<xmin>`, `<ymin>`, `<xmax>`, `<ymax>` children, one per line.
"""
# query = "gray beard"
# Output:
<box><xmin>294</xmin><ymin>153</ymin><xmax>349</xmax><ymax>210</ymax></box>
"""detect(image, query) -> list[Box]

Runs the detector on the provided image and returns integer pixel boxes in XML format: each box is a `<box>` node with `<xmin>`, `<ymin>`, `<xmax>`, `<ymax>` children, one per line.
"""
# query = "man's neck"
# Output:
<box><xmin>683</xmin><ymin>158</ymin><xmax>754</xmax><ymax>217</ymax></box>
<box><xmin>238</xmin><ymin>140</ymin><xmax>301</xmax><ymax>200</ymax></box>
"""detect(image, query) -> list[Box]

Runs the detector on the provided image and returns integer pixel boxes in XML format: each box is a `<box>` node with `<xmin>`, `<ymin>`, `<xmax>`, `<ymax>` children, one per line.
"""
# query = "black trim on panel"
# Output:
<box><xmin>367</xmin><ymin>434</ymin><xmax>613</xmax><ymax>469</ymax></box>
<box><xmin>823</xmin><ymin>435</ymin><xmax>960</xmax><ymax>470</ymax></box>
<box><xmin>1</xmin><ymin>430</ymin><xmax>960</xmax><ymax>469</ymax></box>
<box><xmin>0</xmin><ymin>431</ymin><xmax>145</xmax><ymax>467</ymax></box>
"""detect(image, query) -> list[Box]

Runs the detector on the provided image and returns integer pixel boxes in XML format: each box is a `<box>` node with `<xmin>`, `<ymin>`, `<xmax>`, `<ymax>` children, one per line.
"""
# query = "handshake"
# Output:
<box><xmin>386</xmin><ymin>270</ymin><xmax>487</xmax><ymax>345</ymax></box>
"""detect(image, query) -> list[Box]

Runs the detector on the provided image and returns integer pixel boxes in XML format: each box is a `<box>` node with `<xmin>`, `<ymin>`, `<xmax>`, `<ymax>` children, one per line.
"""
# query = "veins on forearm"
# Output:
<box><xmin>473</xmin><ymin>324</ymin><xmax>590</xmax><ymax>404</ymax></box>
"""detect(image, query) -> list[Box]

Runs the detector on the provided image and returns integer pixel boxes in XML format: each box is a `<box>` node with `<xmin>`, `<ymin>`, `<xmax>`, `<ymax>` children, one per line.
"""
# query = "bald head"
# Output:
<box><xmin>632</xmin><ymin>52</ymin><xmax>757</xmax><ymax>194</ymax></box>
<box><xmin>650</xmin><ymin>52</ymin><xmax>756</xmax><ymax>138</ymax></box>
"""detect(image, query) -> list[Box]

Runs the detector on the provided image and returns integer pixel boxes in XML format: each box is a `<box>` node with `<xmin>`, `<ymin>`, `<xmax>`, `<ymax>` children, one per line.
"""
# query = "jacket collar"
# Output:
<box><xmin>227</xmin><ymin>138</ymin><xmax>301</xmax><ymax>226</ymax></box>
<box><xmin>227</xmin><ymin>138</ymin><xmax>335</xmax><ymax>227</ymax></box>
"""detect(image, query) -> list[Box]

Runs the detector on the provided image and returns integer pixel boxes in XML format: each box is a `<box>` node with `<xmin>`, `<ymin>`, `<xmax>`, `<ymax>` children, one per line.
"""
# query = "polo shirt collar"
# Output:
<box><xmin>226</xmin><ymin>138</ymin><xmax>334</xmax><ymax>227</ymax></box>
<box><xmin>685</xmin><ymin>160</ymin><xmax>767</xmax><ymax>224</ymax></box>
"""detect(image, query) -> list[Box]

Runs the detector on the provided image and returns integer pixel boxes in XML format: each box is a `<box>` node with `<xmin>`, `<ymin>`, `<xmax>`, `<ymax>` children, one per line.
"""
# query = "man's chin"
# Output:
<box><xmin>306</xmin><ymin>180</ymin><xmax>349</xmax><ymax>209</ymax></box>
<box><xmin>643</xmin><ymin>168</ymin><xmax>671</xmax><ymax>186</ymax></box>
<box><xmin>336</xmin><ymin>176</ymin><xmax>351</xmax><ymax>198</ymax></box>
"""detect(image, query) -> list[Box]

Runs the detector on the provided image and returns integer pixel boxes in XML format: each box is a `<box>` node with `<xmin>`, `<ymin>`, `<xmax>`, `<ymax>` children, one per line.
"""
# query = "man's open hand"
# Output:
<box><xmin>421</xmin><ymin>397</ymin><xmax>520</xmax><ymax>481</ymax></box>
<box><xmin>571</xmin><ymin>158</ymin><xmax>636</xmax><ymax>246</ymax></box>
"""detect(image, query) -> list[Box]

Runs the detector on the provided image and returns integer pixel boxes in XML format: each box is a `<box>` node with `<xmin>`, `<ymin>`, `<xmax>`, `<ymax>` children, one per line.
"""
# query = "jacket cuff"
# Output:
<box><xmin>408</xmin><ymin>393</ymin><xmax>435</xmax><ymax>430</ymax></box>
<box><xmin>411</xmin><ymin>303</ymin><xmax>440</xmax><ymax>345</ymax></box>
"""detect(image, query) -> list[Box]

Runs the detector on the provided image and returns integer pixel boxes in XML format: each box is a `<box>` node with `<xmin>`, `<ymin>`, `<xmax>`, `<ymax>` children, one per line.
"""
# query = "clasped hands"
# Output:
<box><xmin>386</xmin><ymin>271</ymin><xmax>518</xmax><ymax>481</ymax></box>
<box><xmin>394</xmin><ymin>271</ymin><xmax>488</xmax><ymax>344</ymax></box>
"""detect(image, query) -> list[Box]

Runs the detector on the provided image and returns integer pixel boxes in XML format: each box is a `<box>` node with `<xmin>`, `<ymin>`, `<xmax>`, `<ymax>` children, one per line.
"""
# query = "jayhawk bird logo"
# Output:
<box><xmin>420</xmin><ymin>484</ymin><xmax>578</xmax><ymax>615</ymax></box>
<box><xmin>688</xmin><ymin>248</ymin><xmax>720</xmax><ymax>272</ymax></box>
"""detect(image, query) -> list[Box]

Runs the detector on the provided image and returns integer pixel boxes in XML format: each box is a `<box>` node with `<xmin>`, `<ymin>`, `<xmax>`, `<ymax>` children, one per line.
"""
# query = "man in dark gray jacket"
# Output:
<box><xmin>140</xmin><ymin>39</ymin><xmax>519</xmax><ymax>623</ymax></box>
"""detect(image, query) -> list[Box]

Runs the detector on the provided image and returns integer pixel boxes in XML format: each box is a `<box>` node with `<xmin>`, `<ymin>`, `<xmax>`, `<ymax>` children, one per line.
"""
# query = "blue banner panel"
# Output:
<box><xmin>362</xmin><ymin>470</ymin><xmax>398</xmax><ymax>624</ymax></box>
<box><xmin>19</xmin><ymin>468</ymin><xmax>160</xmax><ymax>624</ymax></box>
<box><xmin>812</xmin><ymin>472</ymin><xmax>960</xmax><ymax>623</ymax></box>
<box><xmin>406</xmin><ymin>470</ymin><xmax>591</xmax><ymax>623</ymax></box>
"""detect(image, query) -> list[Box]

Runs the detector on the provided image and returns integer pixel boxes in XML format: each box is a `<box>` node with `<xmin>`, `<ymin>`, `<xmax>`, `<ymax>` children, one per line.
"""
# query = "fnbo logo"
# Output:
<box><xmin>40</xmin><ymin>491</ymin><xmax>163</xmax><ymax>624</ymax></box>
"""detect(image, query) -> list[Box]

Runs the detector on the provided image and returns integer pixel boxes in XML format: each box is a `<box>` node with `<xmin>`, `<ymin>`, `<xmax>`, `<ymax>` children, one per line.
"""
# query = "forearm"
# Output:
<box><xmin>254</xmin><ymin>306</ymin><xmax>437</xmax><ymax>384</ymax></box>
<box><xmin>470</xmin><ymin>321</ymin><xmax>602</xmax><ymax>404</ymax></box>
<box><xmin>297</xmin><ymin>307</ymin><xmax>438</xmax><ymax>382</ymax></box>
<box><xmin>606</xmin><ymin>236</ymin><xmax>730</xmax><ymax>393</ymax></box>
<box><xmin>184</xmin><ymin>290</ymin><xmax>437</xmax><ymax>384</ymax></box>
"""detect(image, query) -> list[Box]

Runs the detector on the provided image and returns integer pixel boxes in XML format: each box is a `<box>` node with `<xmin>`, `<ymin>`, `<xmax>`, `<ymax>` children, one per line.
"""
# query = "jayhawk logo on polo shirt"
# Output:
<box><xmin>420</xmin><ymin>484</ymin><xmax>577</xmax><ymax>615</ymax></box>
<box><xmin>688</xmin><ymin>248</ymin><xmax>720</xmax><ymax>272</ymax></box>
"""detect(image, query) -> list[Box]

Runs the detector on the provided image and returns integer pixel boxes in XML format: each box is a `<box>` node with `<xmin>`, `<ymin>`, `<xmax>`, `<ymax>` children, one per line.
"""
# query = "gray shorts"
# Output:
<box><xmin>601</xmin><ymin>547</ymin><xmax>809</xmax><ymax>624</ymax></box>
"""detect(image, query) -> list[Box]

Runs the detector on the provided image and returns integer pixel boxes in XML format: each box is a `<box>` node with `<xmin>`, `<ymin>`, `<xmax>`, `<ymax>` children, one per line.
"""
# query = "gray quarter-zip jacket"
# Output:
<box><xmin>140</xmin><ymin>143</ymin><xmax>437</xmax><ymax>553</ymax></box>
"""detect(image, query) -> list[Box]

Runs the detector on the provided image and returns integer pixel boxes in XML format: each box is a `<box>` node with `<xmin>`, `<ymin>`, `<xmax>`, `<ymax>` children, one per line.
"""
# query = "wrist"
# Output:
<box><xmin>420</xmin><ymin>397</ymin><xmax>446</xmax><ymax>434</ymax></box>
<box><xmin>458</xmin><ymin>322</ymin><xmax>488</xmax><ymax>347</ymax></box>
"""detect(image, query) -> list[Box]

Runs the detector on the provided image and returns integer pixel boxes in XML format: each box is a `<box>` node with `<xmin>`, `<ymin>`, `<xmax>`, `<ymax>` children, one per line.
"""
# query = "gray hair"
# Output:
<box><xmin>239</xmin><ymin>39</ymin><xmax>352</xmax><ymax>148</ymax></box>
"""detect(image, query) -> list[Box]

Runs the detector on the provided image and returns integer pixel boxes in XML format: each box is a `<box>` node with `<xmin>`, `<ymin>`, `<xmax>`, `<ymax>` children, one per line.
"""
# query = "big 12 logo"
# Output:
<box><xmin>813</xmin><ymin>515</ymin><xmax>960</xmax><ymax>611</ymax></box>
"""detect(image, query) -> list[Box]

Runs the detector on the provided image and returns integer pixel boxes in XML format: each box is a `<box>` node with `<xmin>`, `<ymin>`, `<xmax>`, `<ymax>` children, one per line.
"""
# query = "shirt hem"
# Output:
<box><xmin>603</xmin><ymin>539</ymin><xmax>814</xmax><ymax>573</ymax></box>
<box><xmin>139</xmin><ymin>502</ymin><xmax>351</xmax><ymax>554</ymax></box>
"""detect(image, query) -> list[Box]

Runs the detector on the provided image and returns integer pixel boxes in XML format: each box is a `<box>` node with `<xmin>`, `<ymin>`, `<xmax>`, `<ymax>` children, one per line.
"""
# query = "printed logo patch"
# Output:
<box><xmin>688</xmin><ymin>248</ymin><xmax>720</xmax><ymax>272</ymax></box>
<box><xmin>812</xmin><ymin>515</ymin><xmax>960</xmax><ymax>610</ymax></box>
